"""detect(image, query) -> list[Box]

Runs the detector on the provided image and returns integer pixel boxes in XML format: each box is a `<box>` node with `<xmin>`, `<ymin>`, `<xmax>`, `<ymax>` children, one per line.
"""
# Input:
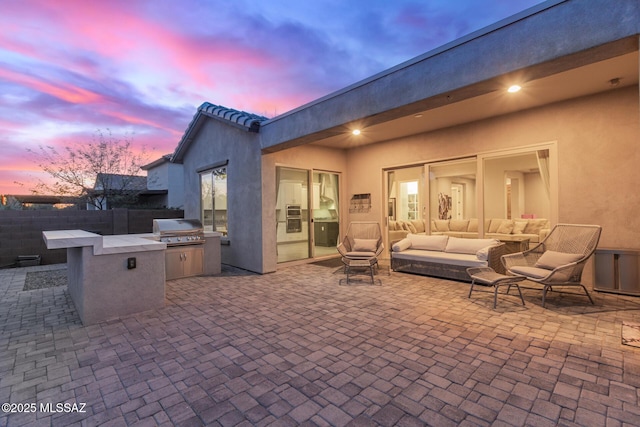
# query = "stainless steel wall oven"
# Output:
<box><xmin>286</xmin><ymin>204</ymin><xmax>302</xmax><ymax>233</ymax></box>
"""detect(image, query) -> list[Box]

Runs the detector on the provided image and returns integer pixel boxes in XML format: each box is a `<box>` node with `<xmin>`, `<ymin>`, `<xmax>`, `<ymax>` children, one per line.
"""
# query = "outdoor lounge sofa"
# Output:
<box><xmin>388</xmin><ymin>218</ymin><xmax>550</xmax><ymax>245</ymax></box>
<box><xmin>391</xmin><ymin>234</ymin><xmax>506</xmax><ymax>281</ymax></box>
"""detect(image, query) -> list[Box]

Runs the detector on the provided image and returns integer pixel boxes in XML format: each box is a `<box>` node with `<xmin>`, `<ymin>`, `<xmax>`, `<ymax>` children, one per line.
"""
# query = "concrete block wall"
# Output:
<box><xmin>0</xmin><ymin>209</ymin><xmax>183</xmax><ymax>267</ymax></box>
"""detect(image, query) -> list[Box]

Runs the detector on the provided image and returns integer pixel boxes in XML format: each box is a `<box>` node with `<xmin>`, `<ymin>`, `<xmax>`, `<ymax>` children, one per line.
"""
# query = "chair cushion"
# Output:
<box><xmin>408</xmin><ymin>234</ymin><xmax>449</xmax><ymax>251</ymax></box>
<box><xmin>509</xmin><ymin>266</ymin><xmax>552</xmax><ymax>279</ymax></box>
<box><xmin>534</xmin><ymin>251</ymin><xmax>582</xmax><ymax>270</ymax></box>
<box><xmin>346</xmin><ymin>251</ymin><xmax>376</xmax><ymax>259</ymax></box>
<box><xmin>353</xmin><ymin>238</ymin><xmax>378</xmax><ymax>252</ymax></box>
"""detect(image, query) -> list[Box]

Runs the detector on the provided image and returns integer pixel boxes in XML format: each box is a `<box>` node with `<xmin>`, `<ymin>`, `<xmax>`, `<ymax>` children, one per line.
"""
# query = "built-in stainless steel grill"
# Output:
<box><xmin>152</xmin><ymin>218</ymin><xmax>205</xmax><ymax>246</ymax></box>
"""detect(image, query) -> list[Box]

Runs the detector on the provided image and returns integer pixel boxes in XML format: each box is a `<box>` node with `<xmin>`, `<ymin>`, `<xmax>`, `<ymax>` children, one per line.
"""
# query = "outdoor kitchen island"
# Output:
<box><xmin>42</xmin><ymin>229</ymin><xmax>221</xmax><ymax>325</ymax></box>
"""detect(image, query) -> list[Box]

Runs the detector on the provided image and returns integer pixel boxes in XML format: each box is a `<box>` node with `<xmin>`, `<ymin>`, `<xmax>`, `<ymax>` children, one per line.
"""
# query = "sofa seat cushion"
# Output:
<box><xmin>509</xmin><ymin>266</ymin><xmax>551</xmax><ymax>279</ymax></box>
<box><xmin>393</xmin><ymin>250</ymin><xmax>487</xmax><ymax>268</ymax></box>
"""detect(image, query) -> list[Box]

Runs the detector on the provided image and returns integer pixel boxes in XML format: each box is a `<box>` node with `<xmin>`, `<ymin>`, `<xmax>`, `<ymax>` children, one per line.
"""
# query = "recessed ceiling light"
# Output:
<box><xmin>352</xmin><ymin>129</ymin><xmax>361</xmax><ymax>135</ymax></box>
<box><xmin>508</xmin><ymin>85</ymin><xmax>522</xmax><ymax>93</ymax></box>
<box><xmin>414</xmin><ymin>114</ymin><xmax>423</xmax><ymax>118</ymax></box>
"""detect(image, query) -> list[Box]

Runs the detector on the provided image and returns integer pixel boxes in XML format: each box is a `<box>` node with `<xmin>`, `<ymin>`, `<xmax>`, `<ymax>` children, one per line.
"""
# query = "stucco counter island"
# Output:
<box><xmin>42</xmin><ymin>230</ymin><xmax>222</xmax><ymax>325</ymax></box>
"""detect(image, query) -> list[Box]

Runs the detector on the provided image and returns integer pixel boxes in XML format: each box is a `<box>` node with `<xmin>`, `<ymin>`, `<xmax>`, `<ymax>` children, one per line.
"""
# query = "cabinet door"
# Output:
<box><xmin>165</xmin><ymin>249</ymin><xmax>184</xmax><ymax>281</ymax></box>
<box><xmin>182</xmin><ymin>247</ymin><xmax>204</xmax><ymax>277</ymax></box>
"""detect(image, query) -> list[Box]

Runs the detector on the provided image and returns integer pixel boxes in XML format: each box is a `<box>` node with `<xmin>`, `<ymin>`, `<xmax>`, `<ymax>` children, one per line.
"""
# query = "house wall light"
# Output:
<box><xmin>508</xmin><ymin>85</ymin><xmax>522</xmax><ymax>93</ymax></box>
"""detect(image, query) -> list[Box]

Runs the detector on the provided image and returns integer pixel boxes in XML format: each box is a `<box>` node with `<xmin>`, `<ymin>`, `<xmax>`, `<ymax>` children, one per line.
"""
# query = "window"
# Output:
<box><xmin>200</xmin><ymin>166</ymin><xmax>227</xmax><ymax>235</ymax></box>
<box><xmin>428</xmin><ymin>158</ymin><xmax>477</xmax><ymax>232</ymax></box>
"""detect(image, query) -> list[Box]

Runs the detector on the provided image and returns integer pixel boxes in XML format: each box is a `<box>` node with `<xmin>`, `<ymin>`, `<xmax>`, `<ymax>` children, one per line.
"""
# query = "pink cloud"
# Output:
<box><xmin>0</xmin><ymin>0</ymin><xmax>545</xmax><ymax>194</ymax></box>
<box><xmin>0</xmin><ymin>68</ymin><xmax>102</xmax><ymax>104</ymax></box>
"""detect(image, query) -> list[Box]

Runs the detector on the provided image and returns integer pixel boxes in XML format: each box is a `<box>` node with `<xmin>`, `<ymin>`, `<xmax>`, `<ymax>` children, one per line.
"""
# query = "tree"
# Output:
<box><xmin>26</xmin><ymin>130</ymin><xmax>150</xmax><ymax>210</ymax></box>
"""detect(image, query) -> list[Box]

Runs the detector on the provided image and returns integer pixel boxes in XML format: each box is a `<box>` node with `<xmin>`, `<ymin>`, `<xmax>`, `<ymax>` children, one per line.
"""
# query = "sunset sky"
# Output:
<box><xmin>0</xmin><ymin>0</ymin><xmax>543</xmax><ymax>195</ymax></box>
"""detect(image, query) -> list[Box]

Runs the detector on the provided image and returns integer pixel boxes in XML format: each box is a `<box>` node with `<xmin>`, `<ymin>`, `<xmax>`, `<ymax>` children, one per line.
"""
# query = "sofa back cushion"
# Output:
<box><xmin>405</xmin><ymin>221</ymin><xmax>418</xmax><ymax>233</ymax></box>
<box><xmin>408</xmin><ymin>234</ymin><xmax>449</xmax><ymax>251</ymax></box>
<box><xmin>389</xmin><ymin>220</ymin><xmax>397</xmax><ymax>231</ymax></box>
<box><xmin>449</xmin><ymin>219</ymin><xmax>469</xmax><ymax>232</ymax></box>
<box><xmin>467</xmin><ymin>218</ymin><xmax>479</xmax><ymax>232</ymax></box>
<box><xmin>445</xmin><ymin>237</ymin><xmax>500</xmax><ymax>255</ymax></box>
<box><xmin>434</xmin><ymin>220</ymin><xmax>450</xmax><ymax>232</ymax></box>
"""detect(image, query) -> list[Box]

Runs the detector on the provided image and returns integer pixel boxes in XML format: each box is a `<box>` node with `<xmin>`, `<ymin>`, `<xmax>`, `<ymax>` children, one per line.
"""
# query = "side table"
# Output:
<box><xmin>498</xmin><ymin>236</ymin><xmax>530</xmax><ymax>254</ymax></box>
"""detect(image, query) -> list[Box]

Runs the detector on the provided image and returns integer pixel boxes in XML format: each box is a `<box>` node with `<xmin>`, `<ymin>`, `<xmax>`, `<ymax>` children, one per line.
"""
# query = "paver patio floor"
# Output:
<box><xmin>2</xmin><ymin>262</ymin><xmax>640</xmax><ymax>426</ymax></box>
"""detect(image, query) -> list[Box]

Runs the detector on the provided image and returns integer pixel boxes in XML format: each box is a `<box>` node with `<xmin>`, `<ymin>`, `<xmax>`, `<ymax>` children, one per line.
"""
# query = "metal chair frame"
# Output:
<box><xmin>501</xmin><ymin>224</ymin><xmax>602</xmax><ymax>307</ymax></box>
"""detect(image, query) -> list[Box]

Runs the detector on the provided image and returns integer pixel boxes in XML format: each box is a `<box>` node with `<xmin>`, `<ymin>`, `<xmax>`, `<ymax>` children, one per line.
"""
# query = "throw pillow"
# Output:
<box><xmin>488</xmin><ymin>219</ymin><xmax>503</xmax><ymax>233</ymax></box>
<box><xmin>407</xmin><ymin>234</ymin><xmax>449</xmax><ymax>251</ymax></box>
<box><xmin>524</xmin><ymin>219</ymin><xmax>549</xmax><ymax>235</ymax></box>
<box><xmin>406</xmin><ymin>221</ymin><xmax>417</xmax><ymax>234</ymax></box>
<box><xmin>534</xmin><ymin>251</ymin><xmax>582</xmax><ymax>270</ymax></box>
<box><xmin>392</xmin><ymin>238</ymin><xmax>412</xmax><ymax>252</ymax></box>
<box><xmin>513</xmin><ymin>220</ymin><xmax>527</xmax><ymax>234</ymax></box>
<box><xmin>353</xmin><ymin>238</ymin><xmax>378</xmax><ymax>252</ymax></box>
<box><xmin>449</xmin><ymin>219</ymin><xmax>470</xmax><ymax>232</ymax></box>
<box><xmin>496</xmin><ymin>220</ymin><xmax>515</xmax><ymax>234</ymax></box>
<box><xmin>411</xmin><ymin>220</ymin><xmax>425</xmax><ymax>233</ymax></box>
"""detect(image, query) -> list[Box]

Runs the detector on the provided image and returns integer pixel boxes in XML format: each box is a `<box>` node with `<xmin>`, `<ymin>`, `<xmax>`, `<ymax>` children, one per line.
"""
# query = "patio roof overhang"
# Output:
<box><xmin>258</xmin><ymin>0</ymin><xmax>640</xmax><ymax>153</ymax></box>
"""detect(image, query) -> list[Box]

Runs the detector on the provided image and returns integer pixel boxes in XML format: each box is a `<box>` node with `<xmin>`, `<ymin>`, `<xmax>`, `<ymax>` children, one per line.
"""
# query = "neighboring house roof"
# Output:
<box><xmin>141</xmin><ymin>154</ymin><xmax>172</xmax><ymax>171</ymax></box>
<box><xmin>172</xmin><ymin>102</ymin><xmax>268</xmax><ymax>162</ymax></box>
<box><xmin>93</xmin><ymin>173</ymin><xmax>147</xmax><ymax>192</ymax></box>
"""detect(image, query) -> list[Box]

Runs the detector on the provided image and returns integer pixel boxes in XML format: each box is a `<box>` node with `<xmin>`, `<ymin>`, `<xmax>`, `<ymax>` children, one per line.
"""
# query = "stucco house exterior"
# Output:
<box><xmin>141</xmin><ymin>154</ymin><xmax>185</xmax><ymax>209</ymax></box>
<box><xmin>170</xmin><ymin>0</ymin><xmax>639</xmax><ymax>280</ymax></box>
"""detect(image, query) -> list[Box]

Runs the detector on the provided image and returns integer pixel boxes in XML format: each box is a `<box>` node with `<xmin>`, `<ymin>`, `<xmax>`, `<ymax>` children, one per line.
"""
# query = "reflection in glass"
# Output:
<box><xmin>200</xmin><ymin>167</ymin><xmax>227</xmax><ymax>235</ymax></box>
<box><xmin>429</xmin><ymin>159</ymin><xmax>477</xmax><ymax>235</ymax></box>
<box><xmin>483</xmin><ymin>151</ymin><xmax>550</xmax><ymax>221</ymax></box>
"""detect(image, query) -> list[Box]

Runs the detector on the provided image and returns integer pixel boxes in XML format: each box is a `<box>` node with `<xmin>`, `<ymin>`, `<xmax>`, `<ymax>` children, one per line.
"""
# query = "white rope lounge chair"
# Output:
<box><xmin>501</xmin><ymin>224</ymin><xmax>602</xmax><ymax>307</ymax></box>
<box><xmin>337</xmin><ymin>221</ymin><xmax>384</xmax><ymax>264</ymax></box>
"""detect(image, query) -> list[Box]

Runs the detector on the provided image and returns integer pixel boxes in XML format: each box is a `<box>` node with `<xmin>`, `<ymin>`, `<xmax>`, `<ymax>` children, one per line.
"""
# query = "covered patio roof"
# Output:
<box><xmin>258</xmin><ymin>0</ymin><xmax>639</xmax><ymax>153</ymax></box>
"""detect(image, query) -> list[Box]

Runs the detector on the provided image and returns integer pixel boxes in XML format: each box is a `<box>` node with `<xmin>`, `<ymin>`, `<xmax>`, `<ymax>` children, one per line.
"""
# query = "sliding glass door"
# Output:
<box><xmin>276</xmin><ymin>167</ymin><xmax>340</xmax><ymax>263</ymax></box>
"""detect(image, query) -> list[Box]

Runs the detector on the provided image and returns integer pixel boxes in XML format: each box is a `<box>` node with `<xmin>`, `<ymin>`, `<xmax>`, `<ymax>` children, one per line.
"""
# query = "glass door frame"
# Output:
<box><xmin>276</xmin><ymin>166</ymin><xmax>341</xmax><ymax>264</ymax></box>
